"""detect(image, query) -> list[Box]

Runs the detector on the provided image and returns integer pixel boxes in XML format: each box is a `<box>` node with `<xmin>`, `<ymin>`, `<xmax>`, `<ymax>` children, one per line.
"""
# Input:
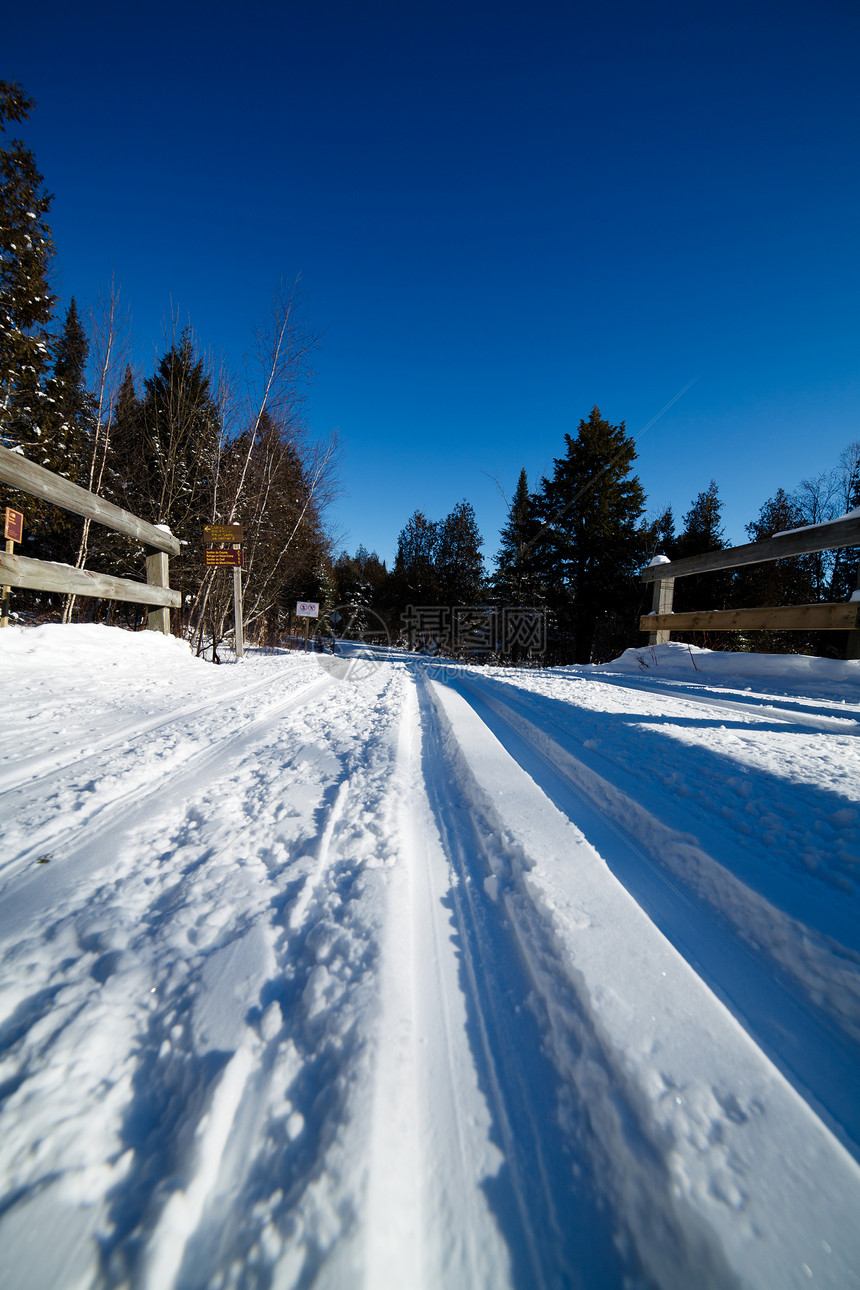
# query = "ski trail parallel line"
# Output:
<box><xmin>288</xmin><ymin>777</ymin><xmax>349</xmax><ymax>931</ymax></box>
<box><xmin>0</xmin><ymin>666</ymin><xmax>315</xmax><ymax>795</ymax></box>
<box><xmin>142</xmin><ymin>1045</ymin><xmax>256</xmax><ymax>1290</ymax></box>
<box><xmin>363</xmin><ymin>681</ymin><xmax>423</xmax><ymax>1290</ymax></box>
<box><xmin>0</xmin><ymin>674</ymin><xmax>336</xmax><ymax>900</ymax></box>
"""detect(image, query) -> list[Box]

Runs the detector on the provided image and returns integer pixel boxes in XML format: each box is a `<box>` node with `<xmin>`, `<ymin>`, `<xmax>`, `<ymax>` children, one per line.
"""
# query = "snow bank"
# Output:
<box><xmin>600</xmin><ymin>640</ymin><xmax>860</xmax><ymax>689</ymax></box>
<box><xmin>0</xmin><ymin>623</ymin><xmax>197</xmax><ymax>672</ymax></box>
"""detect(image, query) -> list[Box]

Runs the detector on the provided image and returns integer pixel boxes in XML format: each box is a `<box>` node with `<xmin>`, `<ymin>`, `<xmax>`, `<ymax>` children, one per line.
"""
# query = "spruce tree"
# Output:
<box><xmin>0</xmin><ymin>81</ymin><xmax>55</xmax><ymax>450</ymax></box>
<box><xmin>139</xmin><ymin>328</ymin><xmax>221</xmax><ymax>532</ymax></box>
<box><xmin>673</xmin><ymin>480</ymin><xmax>732</xmax><ymax>616</ymax></box>
<box><xmin>45</xmin><ymin>298</ymin><xmax>94</xmax><ymax>481</ymax></box>
<box><xmin>393</xmin><ymin>511</ymin><xmax>440</xmax><ymax>603</ymax></box>
<box><xmin>538</xmin><ymin>406</ymin><xmax>647</xmax><ymax>663</ymax></box>
<box><xmin>493</xmin><ymin>468</ymin><xmax>546</xmax><ymax>606</ymax></box>
<box><xmin>31</xmin><ymin>299</ymin><xmax>94</xmax><ymax>563</ymax></box>
<box><xmin>436</xmin><ymin>500</ymin><xmax>484</xmax><ymax>605</ymax></box>
<box><xmin>830</xmin><ymin>441</ymin><xmax>860</xmax><ymax>601</ymax></box>
<box><xmin>734</xmin><ymin>489</ymin><xmax>816</xmax><ymax>653</ymax></box>
<box><xmin>645</xmin><ymin>505</ymin><xmax>677</xmax><ymax>562</ymax></box>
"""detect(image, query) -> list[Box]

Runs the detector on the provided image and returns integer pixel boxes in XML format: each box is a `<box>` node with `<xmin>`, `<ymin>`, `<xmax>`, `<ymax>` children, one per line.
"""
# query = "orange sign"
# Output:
<box><xmin>4</xmin><ymin>508</ymin><xmax>23</xmax><ymax>543</ymax></box>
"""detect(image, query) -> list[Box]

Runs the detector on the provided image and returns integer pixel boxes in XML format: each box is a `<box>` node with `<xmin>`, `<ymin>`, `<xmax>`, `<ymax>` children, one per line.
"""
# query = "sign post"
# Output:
<box><xmin>204</xmin><ymin>523</ymin><xmax>244</xmax><ymax>658</ymax></box>
<box><xmin>233</xmin><ymin>566</ymin><xmax>244</xmax><ymax>659</ymax></box>
<box><xmin>2</xmin><ymin>508</ymin><xmax>23</xmax><ymax>628</ymax></box>
<box><xmin>296</xmin><ymin>600</ymin><xmax>319</xmax><ymax>652</ymax></box>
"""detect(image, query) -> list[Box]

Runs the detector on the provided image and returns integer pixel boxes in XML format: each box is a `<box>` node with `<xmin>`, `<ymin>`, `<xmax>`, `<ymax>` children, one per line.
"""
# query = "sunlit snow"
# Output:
<box><xmin>1</xmin><ymin>625</ymin><xmax>859</xmax><ymax>1289</ymax></box>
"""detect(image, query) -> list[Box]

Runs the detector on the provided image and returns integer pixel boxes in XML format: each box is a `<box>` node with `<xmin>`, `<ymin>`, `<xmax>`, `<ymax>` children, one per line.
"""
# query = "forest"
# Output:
<box><xmin>3</xmin><ymin>81</ymin><xmax>858</xmax><ymax>664</ymax></box>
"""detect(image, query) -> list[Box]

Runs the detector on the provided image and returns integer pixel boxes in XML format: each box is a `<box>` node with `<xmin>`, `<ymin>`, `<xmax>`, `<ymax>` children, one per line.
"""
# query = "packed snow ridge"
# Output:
<box><xmin>1</xmin><ymin>625</ymin><xmax>859</xmax><ymax>1290</ymax></box>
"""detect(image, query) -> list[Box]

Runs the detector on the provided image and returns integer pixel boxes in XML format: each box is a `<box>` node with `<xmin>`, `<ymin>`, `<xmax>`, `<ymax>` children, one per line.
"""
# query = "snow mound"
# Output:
<box><xmin>0</xmin><ymin>623</ymin><xmax>197</xmax><ymax>672</ymax></box>
<box><xmin>601</xmin><ymin>641</ymin><xmax>860</xmax><ymax>688</ymax></box>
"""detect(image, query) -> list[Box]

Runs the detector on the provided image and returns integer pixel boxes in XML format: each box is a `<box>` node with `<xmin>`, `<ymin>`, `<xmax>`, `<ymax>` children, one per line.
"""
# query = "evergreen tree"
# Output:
<box><xmin>537</xmin><ymin>406</ymin><xmax>647</xmax><ymax>663</ymax></box>
<box><xmin>139</xmin><ymin>328</ymin><xmax>221</xmax><ymax>532</ymax></box>
<box><xmin>645</xmin><ymin>504</ymin><xmax>677</xmax><ymax>563</ymax></box>
<box><xmin>30</xmin><ymin>299</ymin><xmax>95</xmax><ymax>563</ymax></box>
<box><xmin>0</xmin><ymin>81</ymin><xmax>55</xmax><ymax>451</ymax></box>
<box><xmin>830</xmin><ymin>441</ymin><xmax>860</xmax><ymax>601</ymax></box>
<box><xmin>436</xmin><ymin>499</ymin><xmax>484</xmax><ymax>605</ymax></box>
<box><xmin>45</xmin><ymin>298</ymin><xmax>94</xmax><ymax>480</ymax></box>
<box><xmin>673</xmin><ymin>480</ymin><xmax>731</xmax><ymax>616</ymax></box>
<box><xmin>393</xmin><ymin>510</ymin><xmax>440</xmax><ymax>603</ymax></box>
<box><xmin>734</xmin><ymin>488</ymin><xmax>817</xmax><ymax>653</ymax></box>
<box><xmin>493</xmin><ymin>468</ymin><xmax>546</xmax><ymax>606</ymax></box>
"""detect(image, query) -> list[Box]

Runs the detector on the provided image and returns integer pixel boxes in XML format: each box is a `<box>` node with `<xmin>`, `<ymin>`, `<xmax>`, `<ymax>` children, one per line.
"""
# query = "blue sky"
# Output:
<box><xmin>6</xmin><ymin>0</ymin><xmax>860</xmax><ymax>567</ymax></box>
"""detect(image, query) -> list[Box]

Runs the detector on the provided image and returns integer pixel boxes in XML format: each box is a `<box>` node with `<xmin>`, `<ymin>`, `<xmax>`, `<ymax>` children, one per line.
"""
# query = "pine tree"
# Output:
<box><xmin>0</xmin><ymin>82</ymin><xmax>55</xmax><ymax>450</ymax></box>
<box><xmin>45</xmin><ymin>299</ymin><xmax>94</xmax><ymax>480</ymax></box>
<box><xmin>538</xmin><ymin>406</ymin><xmax>647</xmax><ymax>663</ymax></box>
<box><xmin>393</xmin><ymin>510</ymin><xmax>440</xmax><ymax>603</ymax></box>
<box><xmin>733</xmin><ymin>489</ymin><xmax>816</xmax><ymax>653</ymax></box>
<box><xmin>673</xmin><ymin>480</ymin><xmax>731</xmax><ymax>616</ymax></box>
<box><xmin>830</xmin><ymin>441</ymin><xmax>860</xmax><ymax>601</ymax></box>
<box><xmin>139</xmin><ymin>328</ymin><xmax>221</xmax><ymax>532</ymax></box>
<box><xmin>493</xmin><ymin>468</ymin><xmax>546</xmax><ymax>606</ymax></box>
<box><xmin>645</xmin><ymin>505</ymin><xmax>676</xmax><ymax>563</ymax></box>
<box><xmin>436</xmin><ymin>500</ymin><xmax>484</xmax><ymax>605</ymax></box>
<box><xmin>30</xmin><ymin>299</ymin><xmax>95</xmax><ymax>563</ymax></box>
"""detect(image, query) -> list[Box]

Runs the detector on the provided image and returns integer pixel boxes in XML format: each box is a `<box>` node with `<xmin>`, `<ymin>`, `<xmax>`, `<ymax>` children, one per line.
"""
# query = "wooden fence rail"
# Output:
<box><xmin>0</xmin><ymin>444</ymin><xmax>180</xmax><ymax>634</ymax></box>
<box><xmin>639</xmin><ymin>512</ymin><xmax>860</xmax><ymax>659</ymax></box>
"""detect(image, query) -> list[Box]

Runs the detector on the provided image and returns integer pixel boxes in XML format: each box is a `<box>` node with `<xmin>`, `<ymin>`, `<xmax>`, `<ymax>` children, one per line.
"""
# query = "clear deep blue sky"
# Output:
<box><xmin>6</xmin><ymin>0</ymin><xmax>860</xmax><ymax>567</ymax></box>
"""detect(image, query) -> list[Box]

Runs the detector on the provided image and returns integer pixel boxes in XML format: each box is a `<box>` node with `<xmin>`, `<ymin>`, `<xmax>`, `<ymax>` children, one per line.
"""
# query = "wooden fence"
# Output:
<box><xmin>0</xmin><ymin>444</ymin><xmax>180</xmax><ymax>634</ymax></box>
<box><xmin>640</xmin><ymin>512</ymin><xmax>860</xmax><ymax>659</ymax></box>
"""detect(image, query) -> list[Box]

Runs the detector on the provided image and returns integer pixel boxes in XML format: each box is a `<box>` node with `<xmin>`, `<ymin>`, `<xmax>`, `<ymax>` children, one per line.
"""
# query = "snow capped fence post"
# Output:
<box><xmin>645</xmin><ymin>555</ymin><xmax>674</xmax><ymax>645</ymax></box>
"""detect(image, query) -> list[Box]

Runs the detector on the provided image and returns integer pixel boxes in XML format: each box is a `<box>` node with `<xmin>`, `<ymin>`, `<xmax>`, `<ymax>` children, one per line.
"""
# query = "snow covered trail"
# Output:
<box><xmin>1</xmin><ymin>626</ymin><xmax>860</xmax><ymax>1289</ymax></box>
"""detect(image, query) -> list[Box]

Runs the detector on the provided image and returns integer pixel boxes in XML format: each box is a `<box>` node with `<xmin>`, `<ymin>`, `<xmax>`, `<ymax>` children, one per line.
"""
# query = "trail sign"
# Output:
<box><xmin>205</xmin><ymin>548</ymin><xmax>243</xmax><ymax>567</ymax></box>
<box><xmin>204</xmin><ymin>523</ymin><xmax>243</xmax><ymax>543</ymax></box>
<box><xmin>5</xmin><ymin>508</ymin><xmax>23</xmax><ymax>543</ymax></box>
<box><xmin>296</xmin><ymin>601</ymin><xmax>319</xmax><ymax>618</ymax></box>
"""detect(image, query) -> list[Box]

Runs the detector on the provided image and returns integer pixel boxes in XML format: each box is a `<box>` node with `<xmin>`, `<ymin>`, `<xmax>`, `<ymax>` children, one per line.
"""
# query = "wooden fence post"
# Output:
<box><xmin>648</xmin><ymin>577</ymin><xmax>675</xmax><ymax>645</ymax></box>
<box><xmin>847</xmin><ymin>567</ymin><xmax>860</xmax><ymax>661</ymax></box>
<box><xmin>1</xmin><ymin>538</ymin><xmax>11</xmax><ymax>628</ymax></box>
<box><xmin>146</xmin><ymin>549</ymin><xmax>172</xmax><ymax>635</ymax></box>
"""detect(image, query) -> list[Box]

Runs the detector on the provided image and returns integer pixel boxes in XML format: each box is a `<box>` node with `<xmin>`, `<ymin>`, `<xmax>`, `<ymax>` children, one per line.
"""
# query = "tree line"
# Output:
<box><xmin>3</xmin><ymin>80</ymin><xmax>858</xmax><ymax>665</ymax></box>
<box><xmin>331</xmin><ymin>407</ymin><xmax>859</xmax><ymax>664</ymax></box>
<box><xmin>1</xmin><ymin>81</ymin><xmax>337</xmax><ymax>656</ymax></box>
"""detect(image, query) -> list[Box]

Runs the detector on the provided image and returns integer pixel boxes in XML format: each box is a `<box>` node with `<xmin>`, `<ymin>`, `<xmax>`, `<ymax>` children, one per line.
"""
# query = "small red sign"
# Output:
<box><xmin>5</xmin><ymin>508</ymin><xmax>23</xmax><ymax>543</ymax></box>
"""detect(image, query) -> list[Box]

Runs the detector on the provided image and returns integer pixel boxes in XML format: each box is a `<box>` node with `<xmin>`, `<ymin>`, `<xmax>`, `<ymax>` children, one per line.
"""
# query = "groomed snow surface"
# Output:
<box><xmin>1</xmin><ymin>627</ymin><xmax>859</xmax><ymax>1290</ymax></box>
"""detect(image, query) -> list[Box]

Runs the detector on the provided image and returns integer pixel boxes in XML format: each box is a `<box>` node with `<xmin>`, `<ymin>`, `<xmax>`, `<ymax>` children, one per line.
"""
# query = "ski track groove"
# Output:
<box><xmin>0</xmin><ymin>673</ymin><xmax>336</xmax><ymax>893</ymax></box>
<box><xmin>445</xmin><ymin>668</ymin><xmax>860</xmax><ymax>1160</ymax></box>
<box><xmin>0</xmin><ymin>663</ymin><xmax>306</xmax><ymax>797</ymax></box>
<box><xmin>413</xmin><ymin>668</ymin><xmax>628</xmax><ymax>1289</ymax></box>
